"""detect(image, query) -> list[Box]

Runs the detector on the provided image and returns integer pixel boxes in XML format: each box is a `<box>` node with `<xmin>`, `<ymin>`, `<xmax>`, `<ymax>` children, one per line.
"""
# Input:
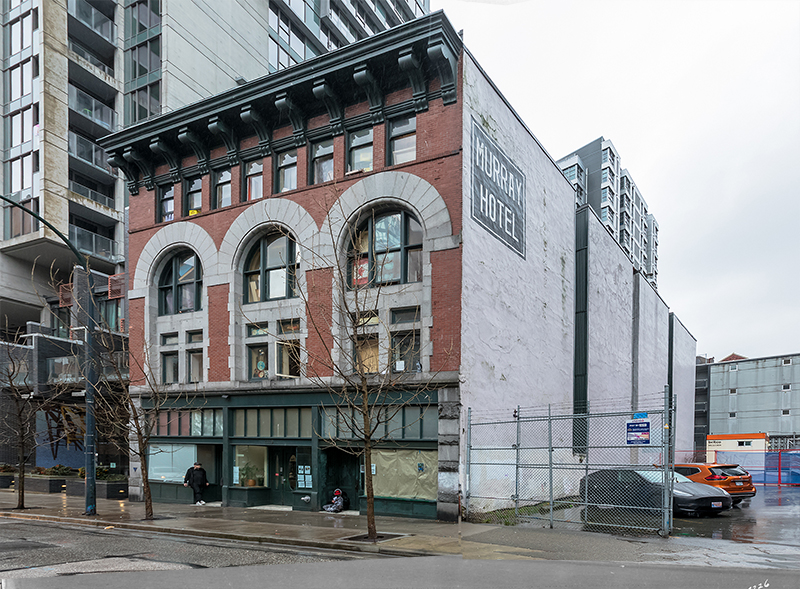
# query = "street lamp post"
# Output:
<box><xmin>0</xmin><ymin>194</ymin><xmax>98</xmax><ymax>516</ymax></box>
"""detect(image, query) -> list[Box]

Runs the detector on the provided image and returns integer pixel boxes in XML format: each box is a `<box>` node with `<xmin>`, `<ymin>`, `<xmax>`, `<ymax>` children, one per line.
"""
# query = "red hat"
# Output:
<box><xmin>334</xmin><ymin>489</ymin><xmax>342</xmax><ymax>495</ymax></box>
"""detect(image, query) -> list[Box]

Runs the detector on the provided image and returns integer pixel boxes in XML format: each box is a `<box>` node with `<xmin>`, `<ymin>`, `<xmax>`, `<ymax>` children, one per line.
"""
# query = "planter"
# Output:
<box><xmin>16</xmin><ymin>476</ymin><xmax>70</xmax><ymax>493</ymax></box>
<box><xmin>65</xmin><ymin>479</ymin><xmax>129</xmax><ymax>499</ymax></box>
<box><xmin>0</xmin><ymin>474</ymin><xmax>14</xmax><ymax>488</ymax></box>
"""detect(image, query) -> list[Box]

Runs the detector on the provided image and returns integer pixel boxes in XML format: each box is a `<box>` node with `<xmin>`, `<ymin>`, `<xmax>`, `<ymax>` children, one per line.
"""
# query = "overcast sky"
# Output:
<box><xmin>431</xmin><ymin>0</ymin><xmax>800</xmax><ymax>361</ymax></box>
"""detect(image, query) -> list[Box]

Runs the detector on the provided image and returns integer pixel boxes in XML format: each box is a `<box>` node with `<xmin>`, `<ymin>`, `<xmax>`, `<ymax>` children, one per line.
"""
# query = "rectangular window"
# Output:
<box><xmin>213</xmin><ymin>168</ymin><xmax>232</xmax><ymax>209</ymax></box>
<box><xmin>278</xmin><ymin>318</ymin><xmax>301</xmax><ymax>334</ymax></box>
<box><xmin>729</xmin><ymin>412</ymin><xmax>736</xmax><ymax>418</ymax></box>
<box><xmin>276</xmin><ymin>340</ymin><xmax>300</xmax><ymax>378</ymax></box>
<box><xmin>244</xmin><ymin>160</ymin><xmax>263</xmax><ymax>200</ymax></box>
<box><xmin>352</xmin><ymin>310</ymin><xmax>379</xmax><ymax>327</ymax></box>
<box><xmin>730</xmin><ymin>364</ymin><xmax>738</xmax><ymax>371</ymax></box>
<box><xmin>354</xmin><ymin>335</ymin><xmax>379</xmax><ymax>374</ymax></box>
<box><xmin>234</xmin><ymin>445</ymin><xmax>267</xmax><ymax>487</ymax></box>
<box><xmin>276</xmin><ymin>149</ymin><xmax>297</xmax><ymax>192</ymax></box>
<box><xmin>783</xmin><ymin>358</ymin><xmax>792</xmax><ymax>365</ymax></box>
<box><xmin>249</xmin><ymin>345</ymin><xmax>269</xmax><ymax>380</ymax></box>
<box><xmin>158</xmin><ymin>185</ymin><xmax>174</xmax><ymax>222</ymax></box>
<box><xmin>162</xmin><ymin>352</ymin><xmax>178</xmax><ymax>384</ymax></box>
<box><xmin>185</xmin><ymin>177</ymin><xmax>202</xmax><ymax>216</ymax></box>
<box><xmin>161</xmin><ymin>333</ymin><xmax>178</xmax><ymax>345</ymax></box>
<box><xmin>392</xmin><ymin>307</ymin><xmax>420</xmax><ymax>324</ymax></box>
<box><xmin>348</xmin><ymin>128</ymin><xmax>373</xmax><ymax>172</ymax></box>
<box><xmin>311</xmin><ymin>139</ymin><xmax>334</xmax><ymax>184</ymax></box>
<box><xmin>783</xmin><ymin>409</ymin><xmax>790</xmax><ymax>416</ymax></box>
<box><xmin>392</xmin><ymin>331</ymin><xmax>420</xmax><ymax>373</ymax></box>
<box><xmin>247</xmin><ymin>323</ymin><xmax>270</xmax><ymax>337</ymax></box>
<box><xmin>730</xmin><ymin>388</ymin><xmax>737</xmax><ymax>394</ymax></box>
<box><xmin>389</xmin><ymin>116</ymin><xmax>416</xmax><ymax>165</ymax></box>
<box><xmin>783</xmin><ymin>384</ymin><xmax>791</xmax><ymax>391</ymax></box>
<box><xmin>187</xmin><ymin>350</ymin><xmax>203</xmax><ymax>383</ymax></box>
<box><xmin>737</xmin><ymin>440</ymin><xmax>753</xmax><ymax>447</ymax></box>
<box><xmin>148</xmin><ymin>443</ymin><xmax>195</xmax><ymax>483</ymax></box>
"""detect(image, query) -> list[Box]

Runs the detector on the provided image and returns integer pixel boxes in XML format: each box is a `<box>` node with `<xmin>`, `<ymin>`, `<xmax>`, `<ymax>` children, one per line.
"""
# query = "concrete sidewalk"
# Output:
<box><xmin>2</xmin><ymin>488</ymin><xmax>798</xmax><ymax>568</ymax></box>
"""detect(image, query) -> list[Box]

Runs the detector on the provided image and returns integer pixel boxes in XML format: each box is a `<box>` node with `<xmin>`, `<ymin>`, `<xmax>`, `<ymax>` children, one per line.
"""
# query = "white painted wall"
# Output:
<box><xmin>670</xmin><ymin>313</ymin><xmax>697</xmax><ymax>460</ymax></box>
<box><xmin>161</xmin><ymin>0</ymin><xmax>271</xmax><ymax>111</ymax></box>
<box><xmin>459</xmin><ymin>53</ymin><xmax>576</xmax><ymax>414</ymax></box>
<box><xmin>634</xmin><ymin>272</ymin><xmax>670</xmax><ymax>402</ymax></box>
<box><xmin>585</xmin><ymin>209</ymin><xmax>634</xmax><ymax>406</ymax></box>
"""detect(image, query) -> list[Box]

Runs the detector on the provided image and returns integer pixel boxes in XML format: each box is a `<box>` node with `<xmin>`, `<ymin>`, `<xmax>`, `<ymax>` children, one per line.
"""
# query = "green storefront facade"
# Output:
<box><xmin>146</xmin><ymin>390</ymin><xmax>439</xmax><ymax>518</ymax></box>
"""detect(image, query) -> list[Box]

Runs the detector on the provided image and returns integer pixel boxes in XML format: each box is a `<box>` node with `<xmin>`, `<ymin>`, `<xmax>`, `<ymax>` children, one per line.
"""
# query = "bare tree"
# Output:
<box><xmin>286</xmin><ymin>191</ymin><xmax>451</xmax><ymax>541</ymax></box>
<box><xmin>0</xmin><ymin>326</ymin><xmax>71</xmax><ymax>510</ymax></box>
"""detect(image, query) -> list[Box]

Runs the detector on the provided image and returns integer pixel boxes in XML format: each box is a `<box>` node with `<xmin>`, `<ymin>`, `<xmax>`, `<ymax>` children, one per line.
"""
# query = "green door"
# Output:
<box><xmin>270</xmin><ymin>448</ymin><xmax>297</xmax><ymax>505</ymax></box>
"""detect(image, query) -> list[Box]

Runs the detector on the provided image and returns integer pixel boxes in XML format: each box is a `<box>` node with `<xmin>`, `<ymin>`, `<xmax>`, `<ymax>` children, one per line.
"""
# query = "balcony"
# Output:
<box><xmin>67</xmin><ymin>0</ymin><xmax>116</xmax><ymax>45</ymax></box>
<box><xmin>47</xmin><ymin>356</ymin><xmax>83</xmax><ymax>385</ymax></box>
<box><xmin>69</xmin><ymin>224</ymin><xmax>119</xmax><ymax>263</ymax></box>
<box><xmin>68</xmin><ymin>131</ymin><xmax>113</xmax><ymax>179</ymax></box>
<box><xmin>69</xmin><ymin>85</ymin><xmax>116</xmax><ymax>134</ymax></box>
<box><xmin>69</xmin><ymin>180</ymin><xmax>115</xmax><ymax>209</ymax></box>
<box><xmin>68</xmin><ymin>39</ymin><xmax>114</xmax><ymax>77</ymax></box>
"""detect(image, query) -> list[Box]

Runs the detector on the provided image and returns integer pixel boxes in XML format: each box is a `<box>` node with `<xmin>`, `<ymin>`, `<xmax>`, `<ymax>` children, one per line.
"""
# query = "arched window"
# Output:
<box><xmin>244</xmin><ymin>233</ymin><xmax>298</xmax><ymax>303</ymax></box>
<box><xmin>159</xmin><ymin>251</ymin><xmax>203</xmax><ymax>315</ymax></box>
<box><xmin>348</xmin><ymin>210</ymin><xmax>422</xmax><ymax>287</ymax></box>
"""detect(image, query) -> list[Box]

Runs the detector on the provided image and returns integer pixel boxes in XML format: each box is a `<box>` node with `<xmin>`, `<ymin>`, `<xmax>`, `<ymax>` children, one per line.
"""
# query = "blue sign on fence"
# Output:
<box><xmin>626</xmin><ymin>420</ymin><xmax>651</xmax><ymax>445</ymax></box>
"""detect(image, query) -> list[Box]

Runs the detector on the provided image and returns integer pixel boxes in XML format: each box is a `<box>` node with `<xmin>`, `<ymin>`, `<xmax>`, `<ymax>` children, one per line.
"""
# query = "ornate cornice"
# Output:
<box><xmin>312</xmin><ymin>79</ymin><xmax>344</xmax><ymax>136</ymax></box>
<box><xmin>149</xmin><ymin>137</ymin><xmax>181</xmax><ymax>182</ymax></box>
<box><xmin>353</xmin><ymin>64</ymin><xmax>384</xmax><ymax>124</ymax></box>
<box><xmin>177</xmin><ymin>127</ymin><xmax>210</xmax><ymax>174</ymax></box>
<box><xmin>274</xmin><ymin>92</ymin><xmax>306</xmax><ymax>147</ymax></box>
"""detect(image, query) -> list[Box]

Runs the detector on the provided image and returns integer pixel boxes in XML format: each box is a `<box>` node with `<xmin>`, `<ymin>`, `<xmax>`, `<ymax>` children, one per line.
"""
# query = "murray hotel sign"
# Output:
<box><xmin>470</xmin><ymin>118</ymin><xmax>526</xmax><ymax>258</ymax></box>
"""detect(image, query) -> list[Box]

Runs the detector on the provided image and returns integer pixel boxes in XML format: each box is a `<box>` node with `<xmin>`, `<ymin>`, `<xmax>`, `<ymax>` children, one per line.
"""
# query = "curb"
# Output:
<box><xmin>0</xmin><ymin>511</ymin><xmax>439</xmax><ymax>558</ymax></box>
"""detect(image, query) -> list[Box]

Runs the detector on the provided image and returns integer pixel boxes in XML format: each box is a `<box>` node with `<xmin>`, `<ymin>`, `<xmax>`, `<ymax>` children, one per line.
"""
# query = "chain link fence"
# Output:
<box><xmin>465</xmin><ymin>390</ymin><xmax>674</xmax><ymax>536</ymax></box>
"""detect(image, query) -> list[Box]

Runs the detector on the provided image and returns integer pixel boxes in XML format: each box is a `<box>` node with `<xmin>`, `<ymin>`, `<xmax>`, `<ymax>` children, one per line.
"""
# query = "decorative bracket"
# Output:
<box><xmin>149</xmin><ymin>137</ymin><xmax>181</xmax><ymax>183</ymax></box>
<box><xmin>398</xmin><ymin>48</ymin><xmax>428</xmax><ymax>113</ymax></box>
<box><xmin>177</xmin><ymin>127</ymin><xmax>210</xmax><ymax>174</ymax></box>
<box><xmin>312</xmin><ymin>79</ymin><xmax>344</xmax><ymax>136</ymax></box>
<box><xmin>353</xmin><ymin>64</ymin><xmax>384</xmax><ymax>124</ymax></box>
<box><xmin>108</xmin><ymin>153</ymin><xmax>140</xmax><ymax>195</ymax></box>
<box><xmin>275</xmin><ymin>92</ymin><xmax>306</xmax><ymax>147</ymax></box>
<box><xmin>240</xmin><ymin>105</ymin><xmax>272</xmax><ymax>157</ymax></box>
<box><xmin>427</xmin><ymin>37</ymin><xmax>458</xmax><ymax>105</ymax></box>
<box><xmin>123</xmin><ymin>147</ymin><xmax>154</xmax><ymax>191</ymax></box>
<box><xmin>208</xmin><ymin>116</ymin><xmax>239</xmax><ymax>166</ymax></box>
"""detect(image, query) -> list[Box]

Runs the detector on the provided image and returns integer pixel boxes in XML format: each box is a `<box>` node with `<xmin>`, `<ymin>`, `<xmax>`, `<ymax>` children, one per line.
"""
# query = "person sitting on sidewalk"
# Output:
<box><xmin>184</xmin><ymin>462</ymin><xmax>209</xmax><ymax>505</ymax></box>
<box><xmin>322</xmin><ymin>488</ymin><xmax>345</xmax><ymax>513</ymax></box>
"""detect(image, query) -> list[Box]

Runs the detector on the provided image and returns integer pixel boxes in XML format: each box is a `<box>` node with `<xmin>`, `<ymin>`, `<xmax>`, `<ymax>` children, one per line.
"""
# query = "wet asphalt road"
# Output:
<box><xmin>671</xmin><ymin>485</ymin><xmax>800</xmax><ymax>545</ymax></box>
<box><xmin>0</xmin><ymin>519</ymin><xmax>369</xmax><ymax>579</ymax></box>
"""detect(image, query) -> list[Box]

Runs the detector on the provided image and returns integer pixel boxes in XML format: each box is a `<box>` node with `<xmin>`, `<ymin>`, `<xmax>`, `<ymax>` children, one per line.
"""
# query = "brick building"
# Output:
<box><xmin>101</xmin><ymin>12</ymin><xmax>577</xmax><ymax>519</ymax></box>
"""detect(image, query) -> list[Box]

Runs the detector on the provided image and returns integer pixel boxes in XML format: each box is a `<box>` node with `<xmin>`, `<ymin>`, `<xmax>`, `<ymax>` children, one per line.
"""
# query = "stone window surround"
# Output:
<box><xmin>131</xmin><ymin>171</ymin><xmax>457</xmax><ymax>386</ymax></box>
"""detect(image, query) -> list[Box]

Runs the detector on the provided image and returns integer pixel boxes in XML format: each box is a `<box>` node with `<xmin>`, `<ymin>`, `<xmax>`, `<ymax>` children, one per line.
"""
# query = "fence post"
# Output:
<box><xmin>661</xmin><ymin>385</ymin><xmax>671</xmax><ymax>536</ymax></box>
<box><xmin>515</xmin><ymin>405</ymin><xmax>521</xmax><ymax>519</ymax></box>
<box><xmin>465</xmin><ymin>407</ymin><xmax>472</xmax><ymax>517</ymax></box>
<box><xmin>548</xmin><ymin>404</ymin><xmax>554</xmax><ymax>528</ymax></box>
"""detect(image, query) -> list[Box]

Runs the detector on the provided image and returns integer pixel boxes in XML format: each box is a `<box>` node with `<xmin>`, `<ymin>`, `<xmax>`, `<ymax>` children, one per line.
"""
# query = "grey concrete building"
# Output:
<box><xmin>697</xmin><ymin>353</ymin><xmax>800</xmax><ymax>451</ymax></box>
<box><xmin>559</xmin><ymin>138</ymin><xmax>659</xmax><ymax>288</ymax></box>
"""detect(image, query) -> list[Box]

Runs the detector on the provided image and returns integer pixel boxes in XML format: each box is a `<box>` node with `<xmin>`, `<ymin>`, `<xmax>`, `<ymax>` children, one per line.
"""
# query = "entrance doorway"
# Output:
<box><xmin>270</xmin><ymin>447</ymin><xmax>297</xmax><ymax>505</ymax></box>
<box><xmin>324</xmin><ymin>448</ymin><xmax>359</xmax><ymax>511</ymax></box>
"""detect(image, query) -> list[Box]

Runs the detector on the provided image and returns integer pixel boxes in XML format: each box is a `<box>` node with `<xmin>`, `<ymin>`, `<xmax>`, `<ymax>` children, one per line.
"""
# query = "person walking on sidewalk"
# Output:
<box><xmin>184</xmin><ymin>462</ymin><xmax>209</xmax><ymax>505</ymax></box>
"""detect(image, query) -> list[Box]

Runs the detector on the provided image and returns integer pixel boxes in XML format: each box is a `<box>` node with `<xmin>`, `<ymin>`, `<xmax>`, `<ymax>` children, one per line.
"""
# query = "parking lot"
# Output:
<box><xmin>671</xmin><ymin>485</ymin><xmax>800</xmax><ymax>545</ymax></box>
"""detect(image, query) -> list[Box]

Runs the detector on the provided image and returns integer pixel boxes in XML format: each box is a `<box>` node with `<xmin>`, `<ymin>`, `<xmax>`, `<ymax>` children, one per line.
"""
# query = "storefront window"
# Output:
<box><xmin>369</xmin><ymin>449</ymin><xmax>437</xmax><ymax>500</ymax></box>
<box><xmin>148</xmin><ymin>443</ymin><xmax>196</xmax><ymax>483</ymax></box>
<box><xmin>234</xmin><ymin>445</ymin><xmax>267</xmax><ymax>487</ymax></box>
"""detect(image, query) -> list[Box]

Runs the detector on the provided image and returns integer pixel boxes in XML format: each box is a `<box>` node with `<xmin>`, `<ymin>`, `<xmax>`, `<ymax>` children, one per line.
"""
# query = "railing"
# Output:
<box><xmin>68</xmin><ymin>131</ymin><xmax>112</xmax><ymax>174</ymax></box>
<box><xmin>67</xmin><ymin>0</ymin><xmax>116</xmax><ymax>44</ymax></box>
<box><xmin>68</xmin><ymin>40</ymin><xmax>114</xmax><ymax>77</ymax></box>
<box><xmin>69</xmin><ymin>180</ymin><xmax>115</xmax><ymax>209</ymax></box>
<box><xmin>69</xmin><ymin>224</ymin><xmax>118</xmax><ymax>262</ymax></box>
<box><xmin>47</xmin><ymin>356</ymin><xmax>82</xmax><ymax>384</ymax></box>
<box><xmin>69</xmin><ymin>85</ymin><xmax>116</xmax><ymax>131</ymax></box>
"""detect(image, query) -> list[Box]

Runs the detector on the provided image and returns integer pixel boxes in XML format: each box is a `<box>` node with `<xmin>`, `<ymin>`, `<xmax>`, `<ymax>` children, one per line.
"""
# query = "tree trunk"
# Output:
<box><xmin>141</xmin><ymin>460</ymin><xmax>153</xmax><ymax>520</ymax></box>
<box><xmin>15</xmin><ymin>445</ymin><xmax>25</xmax><ymax>510</ymax></box>
<box><xmin>364</xmin><ymin>438</ymin><xmax>376</xmax><ymax>540</ymax></box>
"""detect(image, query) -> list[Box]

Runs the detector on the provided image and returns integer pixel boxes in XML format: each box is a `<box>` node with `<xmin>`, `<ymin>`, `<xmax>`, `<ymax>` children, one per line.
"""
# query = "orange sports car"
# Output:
<box><xmin>673</xmin><ymin>463</ymin><xmax>757</xmax><ymax>504</ymax></box>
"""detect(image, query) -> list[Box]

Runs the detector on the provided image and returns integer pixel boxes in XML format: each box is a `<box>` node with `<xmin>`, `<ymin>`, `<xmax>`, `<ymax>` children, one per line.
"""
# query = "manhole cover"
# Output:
<box><xmin>340</xmin><ymin>532</ymin><xmax>407</xmax><ymax>543</ymax></box>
